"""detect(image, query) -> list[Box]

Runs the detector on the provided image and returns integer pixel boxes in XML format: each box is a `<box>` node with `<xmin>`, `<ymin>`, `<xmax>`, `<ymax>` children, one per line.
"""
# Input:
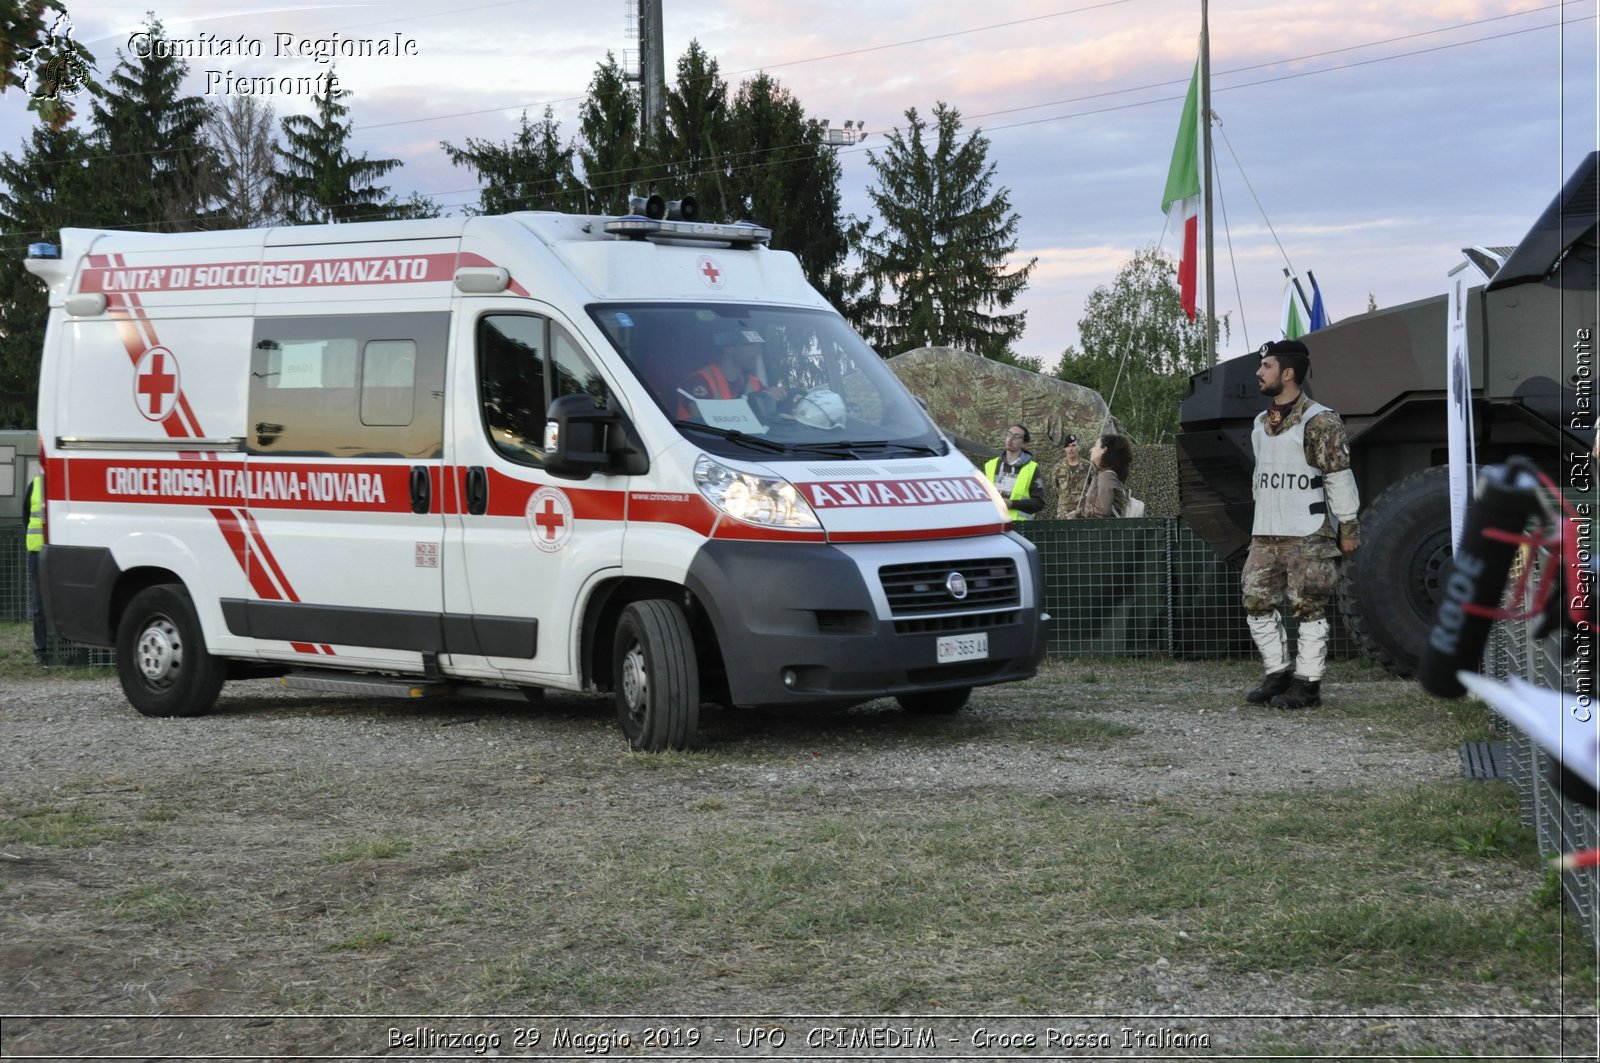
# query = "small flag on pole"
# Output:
<box><xmin>1280</xmin><ymin>278</ymin><xmax>1309</xmax><ymax>340</ymax></box>
<box><xmin>1308</xmin><ymin>273</ymin><xmax>1331</xmax><ymax>331</ymax></box>
<box><xmin>1161</xmin><ymin>61</ymin><xmax>1202</xmax><ymax>321</ymax></box>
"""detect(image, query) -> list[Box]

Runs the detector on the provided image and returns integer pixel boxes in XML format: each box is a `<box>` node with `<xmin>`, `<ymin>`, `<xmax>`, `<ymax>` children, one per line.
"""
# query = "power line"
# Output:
<box><xmin>0</xmin><ymin>5</ymin><xmax>1583</xmax><ymax>243</ymax></box>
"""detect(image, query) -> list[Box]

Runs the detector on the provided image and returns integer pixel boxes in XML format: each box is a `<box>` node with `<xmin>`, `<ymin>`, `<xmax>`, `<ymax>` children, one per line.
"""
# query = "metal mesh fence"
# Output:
<box><xmin>1484</xmin><ymin>545</ymin><xmax>1600</xmax><ymax>948</ymax></box>
<box><xmin>4</xmin><ymin>517</ymin><xmax>1357</xmax><ymax>667</ymax></box>
<box><xmin>1019</xmin><ymin>517</ymin><xmax>1359</xmax><ymax>660</ymax></box>
<box><xmin>0</xmin><ymin>522</ymin><xmax>114</xmax><ymax>667</ymax></box>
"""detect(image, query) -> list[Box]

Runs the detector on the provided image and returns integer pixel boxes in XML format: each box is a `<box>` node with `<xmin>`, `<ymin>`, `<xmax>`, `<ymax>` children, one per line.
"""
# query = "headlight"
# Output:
<box><xmin>694</xmin><ymin>454</ymin><xmax>821</xmax><ymax>529</ymax></box>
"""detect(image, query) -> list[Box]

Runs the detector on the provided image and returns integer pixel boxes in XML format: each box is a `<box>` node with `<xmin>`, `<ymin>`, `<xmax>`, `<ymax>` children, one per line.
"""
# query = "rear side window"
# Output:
<box><xmin>477</xmin><ymin>313</ymin><xmax>609</xmax><ymax>467</ymax></box>
<box><xmin>249</xmin><ymin>314</ymin><xmax>446</xmax><ymax>458</ymax></box>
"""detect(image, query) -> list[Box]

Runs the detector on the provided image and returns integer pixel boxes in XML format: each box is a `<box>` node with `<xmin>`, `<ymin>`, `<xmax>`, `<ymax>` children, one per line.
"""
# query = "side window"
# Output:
<box><xmin>552</xmin><ymin>324</ymin><xmax>610</xmax><ymax>406</ymax></box>
<box><xmin>249</xmin><ymin>313</ymin><xmax>446</xmax><ymax>458</ymax></box>
<box><xmin>478</xmin><ymin>314</ymin><xmax>548</xmax><ymax>464</ymax></box>
<box><xmin>360</xmin><ymin>340</ymin><xmax>417</xmax><ymax>426</ymax></box>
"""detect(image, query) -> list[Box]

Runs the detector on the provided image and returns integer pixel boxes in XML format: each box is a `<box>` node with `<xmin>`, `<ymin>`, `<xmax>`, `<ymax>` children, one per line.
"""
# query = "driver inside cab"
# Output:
<box><xmin>676</xmin><ymin>328</ymin><xmax>788</xmax><ymax>420</ymax></box>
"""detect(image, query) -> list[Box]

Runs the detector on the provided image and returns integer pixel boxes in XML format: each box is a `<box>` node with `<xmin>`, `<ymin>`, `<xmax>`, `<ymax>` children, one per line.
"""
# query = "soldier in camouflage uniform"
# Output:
<box><xmin>1242</xmin><ymin>340</ymin><xmax>1361</xmax><ymax>709</ymax></box>
<box><xmin>1053</xmin><ymin>435</ymin><xmax>1094</xmax><ymax>519</ymax></box>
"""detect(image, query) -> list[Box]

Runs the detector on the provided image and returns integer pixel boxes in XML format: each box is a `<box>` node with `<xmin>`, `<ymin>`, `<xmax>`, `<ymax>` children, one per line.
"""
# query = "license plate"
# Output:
<box><xmin>936</xmin><ymin>632</ymin><xmax>988</xmax><ymax>664</ymax></box>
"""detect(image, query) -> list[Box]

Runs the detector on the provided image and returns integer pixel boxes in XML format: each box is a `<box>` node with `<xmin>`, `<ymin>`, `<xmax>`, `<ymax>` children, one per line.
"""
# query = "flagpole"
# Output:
<box><xmin>1200</xmin><ymin>0</ymin><xmax>1215</xmax><ymax>368</ymax></box>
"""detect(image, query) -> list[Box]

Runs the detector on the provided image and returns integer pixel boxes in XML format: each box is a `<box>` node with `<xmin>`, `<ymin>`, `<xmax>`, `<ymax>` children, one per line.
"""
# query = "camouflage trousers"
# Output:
<box><xmin>1241</xmin><ymin>536</ymin><xmax>1342</xmax><ymax>622</ymax></box>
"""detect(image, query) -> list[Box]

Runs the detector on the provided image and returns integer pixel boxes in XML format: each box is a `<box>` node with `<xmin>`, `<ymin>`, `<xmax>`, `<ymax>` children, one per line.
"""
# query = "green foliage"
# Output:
<box><xmin>724</xmin><ymin>72</ymin><xmax>857</xmax><ymax>300</ymax></box>
<box><xmin>858</xmin><ymin>103</ymin><xmax>1035</xmax><ymax>363</ymax></box>
<box><xmin>2</xmin><ymin>0</ymin><xmax>96</xmax><ymax>129</ymax></box>
<box><xmin>274</xmin><ymin>70</ymin><xmax>416</xmax><ymax>224</ymax></box>
<box><xmin>86</xmin><ymin>16</ymin><xmax>218</xmax><ymax>232</ymax></box>
<box><xmin>1057</xmin><ymin>246</ymin><xmax>1227</xmax><ymax>443</ymax></box>
<box><xmin>0</xmin><ymin>122</ymin><xmax>96</xmax><ymax>427</ymax></box>
<box><xmin>654</xmin><ymin>41</ymin><xmax>732</xmax><ymax>222</ymax></box>
<box><xmin>578</xmin><ymin>53</ymin><xmax>647</xmax><ymax>215</ymax></box>
<box><xmin>443</xmin><ymin>106</ymin><xmax>587</xmax><ymax>215</ymax></box>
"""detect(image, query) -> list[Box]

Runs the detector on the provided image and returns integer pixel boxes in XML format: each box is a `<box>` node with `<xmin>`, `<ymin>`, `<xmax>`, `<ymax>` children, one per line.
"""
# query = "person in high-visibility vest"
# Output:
<box><xmin>25</xmin><ymin>474</ymin><xmax>45</xmax><ymax>665</ymax></box>
<box><xmin>983</xmin><ymin>424</ymin><xmax>1044</xmax><ymax>521</ymax></box>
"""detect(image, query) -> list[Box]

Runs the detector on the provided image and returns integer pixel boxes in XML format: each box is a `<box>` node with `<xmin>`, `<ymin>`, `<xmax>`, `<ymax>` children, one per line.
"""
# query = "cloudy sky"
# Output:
<box><xmin>3</xmin><ymin>1</ymin><xmax>1596</xmax><ymax>370</ymax></box>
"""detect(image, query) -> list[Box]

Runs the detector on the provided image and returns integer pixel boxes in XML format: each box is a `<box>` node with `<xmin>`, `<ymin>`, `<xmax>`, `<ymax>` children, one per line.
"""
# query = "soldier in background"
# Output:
<box><xmin>1243</xmin><ymin>340</ymin><xmax>1360</xmax><ymax>709</ymax></box>
<box><xmin>1053</xmin><ymin>434</ymin><xmax>1093</xmax><ymax>518</ymax></box>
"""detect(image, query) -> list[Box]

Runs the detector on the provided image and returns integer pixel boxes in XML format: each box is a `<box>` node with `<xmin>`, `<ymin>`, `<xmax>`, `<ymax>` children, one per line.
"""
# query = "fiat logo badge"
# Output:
<box><xmin>945</xmin><ymin>572</ymin><xmax>968</xmax><ymax>600</ymax></box>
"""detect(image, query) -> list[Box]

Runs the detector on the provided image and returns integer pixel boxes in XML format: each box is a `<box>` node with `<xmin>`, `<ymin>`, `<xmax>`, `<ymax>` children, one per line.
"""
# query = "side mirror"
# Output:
<box><xmin>543</xmin><ymin>394</ymin><xmax>648</xmax><ymax>480</ymax></box>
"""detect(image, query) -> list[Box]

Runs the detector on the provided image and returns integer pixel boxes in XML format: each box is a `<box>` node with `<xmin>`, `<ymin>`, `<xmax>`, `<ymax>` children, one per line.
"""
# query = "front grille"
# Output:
<box><xmin>879</xmin><ymin>557</ymin><xmax>1020</xmax><ymax>617</ymax></box>
<box><xmin>893</xmin><ymin>610</ymin><xmax>1019</xmax><ymax>636</ymax></box>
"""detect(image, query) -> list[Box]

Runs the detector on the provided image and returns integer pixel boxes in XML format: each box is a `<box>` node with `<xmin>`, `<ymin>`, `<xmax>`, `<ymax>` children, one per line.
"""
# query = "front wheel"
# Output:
<box><xmin>1337</xmin><ymin>465</ymin><xmax>1453</xmax><ymax>678</ymax></box>
<box><xmin>613</xmin><ymin>599</ymin><xmax>699</xmax><ymax>751</ymax></box>
<box><xmin>896</xmin><ymin>687</ymin><xmax>972</xmax><ymax>715</ymax></box>
<box><xmin>115</xmin><ymin>584</ymin><xmax>226</xmax><ymax>718</ymax></box>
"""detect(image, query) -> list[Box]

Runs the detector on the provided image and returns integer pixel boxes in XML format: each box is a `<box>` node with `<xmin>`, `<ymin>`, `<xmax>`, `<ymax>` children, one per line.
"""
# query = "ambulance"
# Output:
<box><xmin>27</xmin><ymin>204</ymin><xmax>1048</xmax><ymax>750</ymax></box>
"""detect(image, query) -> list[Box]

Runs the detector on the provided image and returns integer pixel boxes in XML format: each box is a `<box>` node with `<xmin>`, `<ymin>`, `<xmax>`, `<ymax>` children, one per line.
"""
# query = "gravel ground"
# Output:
<box><xmin>1</xmin><ymin>659</ymin><xmax>1596</xmax><ymax>1060</ymax></box>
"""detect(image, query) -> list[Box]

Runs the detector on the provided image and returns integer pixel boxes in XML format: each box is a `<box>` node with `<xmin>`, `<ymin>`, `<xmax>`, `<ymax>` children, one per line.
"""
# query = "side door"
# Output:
<box><xmin>232</xmin><ymin>311</ymin><xmax>448</xmax><ymax>669</ymax></box>
<box><xmin>442</xmin><ymin>306</ymin><xmax>630</xmax><ymax>684</ymax></box>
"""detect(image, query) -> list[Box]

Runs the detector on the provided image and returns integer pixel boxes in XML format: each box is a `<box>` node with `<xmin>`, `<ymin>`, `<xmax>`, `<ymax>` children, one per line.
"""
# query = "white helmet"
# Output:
<box><xmin>790</xmin><ymin>388</ymin><xmax>846</xmax><ymax>429</ymax></box>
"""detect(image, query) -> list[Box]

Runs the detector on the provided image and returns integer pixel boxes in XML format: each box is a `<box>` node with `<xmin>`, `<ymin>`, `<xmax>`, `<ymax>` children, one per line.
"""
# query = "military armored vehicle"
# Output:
<box><xmin>1176</xmin><ymin>151</ymin><xmax>1598</xmax><ymax>677</ymax></box>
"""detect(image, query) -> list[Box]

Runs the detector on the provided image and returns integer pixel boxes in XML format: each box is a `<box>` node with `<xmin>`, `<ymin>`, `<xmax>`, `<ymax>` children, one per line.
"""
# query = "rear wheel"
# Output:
<box><xmin>613</xmin><ymin>599</ymin><xmax>699</xmax><ymax>751</ymax></box>
<box><xmin>896</xmin><ymin>686</ymin><xmax>972</xmax><ymax>715</ymax></box>
<box><xmin>1337</xmin><ymin>466</ymin><xmax>1452</xmax><ymax>678</ymax></box>
<box><xmin>116</xmin><ymin>584</ymin><xmax>226</xmax><ymax>718</ymax></box>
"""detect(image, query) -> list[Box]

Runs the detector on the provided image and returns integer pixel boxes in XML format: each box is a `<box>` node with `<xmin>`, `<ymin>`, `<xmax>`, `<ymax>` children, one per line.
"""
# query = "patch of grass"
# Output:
<box><xmin>320</xmin><ymin>837</ymin><xmax>411</xmax><ymax>864</ymax></box>
<box><xmin>324</xmin><ymin>928</ymin><xmax>395</xmax><ymax>951</ymax></box>
<box><xmin>0</xmin><ymin>806</ymin><xmax>123</xmax><ymax>847</ymax></box>
<box><xmin>99</xmin><ymin>884</ymin><xmax>211</xmax><ymax>925</ymax></box>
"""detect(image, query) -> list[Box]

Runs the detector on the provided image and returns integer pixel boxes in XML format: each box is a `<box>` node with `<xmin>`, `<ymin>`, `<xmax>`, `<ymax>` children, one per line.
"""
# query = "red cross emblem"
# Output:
<box><xmin>697</xmin><ymin>254</ymin><xmax>724</xmax><ymax>289</ymax></box>
<box><xmin>133</xmin><ymin>346</ymin><xmax>180</xmax><ymax>422</ymax></box>
<box><xmin>526</xmin><ymin>486</ymin><xmax>573</xmax><ymax>553</ymax></box>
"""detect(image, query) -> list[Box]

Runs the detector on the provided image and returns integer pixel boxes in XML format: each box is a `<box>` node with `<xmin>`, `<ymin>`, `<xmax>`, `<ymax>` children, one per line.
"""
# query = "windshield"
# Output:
<box><xmin>588</xmin><ymin>303</ymin><xmax>945</xmax><ymax>459</ymax></box>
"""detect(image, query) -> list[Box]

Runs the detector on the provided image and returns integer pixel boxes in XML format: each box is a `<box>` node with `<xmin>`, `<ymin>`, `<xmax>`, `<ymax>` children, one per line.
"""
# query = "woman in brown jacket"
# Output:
<box><xmin>1063</xmin><ymin>433</ymin><xmax>1133</xmax><ymax>519</ymax></box>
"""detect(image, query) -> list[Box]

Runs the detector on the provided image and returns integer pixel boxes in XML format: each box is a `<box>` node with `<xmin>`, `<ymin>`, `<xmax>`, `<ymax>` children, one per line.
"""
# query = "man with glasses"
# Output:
<box><xmin>984</xmin><ymin>424</ymin><xmax>1045</xmax><ymax>522</ymax></box>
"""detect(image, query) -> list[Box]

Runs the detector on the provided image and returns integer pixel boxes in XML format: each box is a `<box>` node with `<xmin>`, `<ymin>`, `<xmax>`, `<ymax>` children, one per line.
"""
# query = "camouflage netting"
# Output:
<box><xmin>1126</xmin><ymin>444</ymin><xmax>1179</xmax><ymax>519</ymax></box>
<box><xmin>887</xmin><ymin>347</ymin><xmax>1179</xmax><ymax>518</ymax></box>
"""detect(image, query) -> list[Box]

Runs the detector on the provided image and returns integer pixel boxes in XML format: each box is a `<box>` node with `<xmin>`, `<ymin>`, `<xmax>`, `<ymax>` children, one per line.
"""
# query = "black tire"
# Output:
<box><xmin>115</xmin><ymin>584</ymin><xmax>226</xmax><ymax>718</ymax></box>
<box><xmin>612</xmin><ymin>599</ymin><xmax>699</xmax><ymax>751</ymax></box>
<box><xmin>1337</xmin><ymin>466</ymin><xmax>1453</xmax><ymax>678</ymax></box>
<box><xmin>896</xmin><ymin>686</ymin><xmax>972</xmax><ymax>715</ymax></box>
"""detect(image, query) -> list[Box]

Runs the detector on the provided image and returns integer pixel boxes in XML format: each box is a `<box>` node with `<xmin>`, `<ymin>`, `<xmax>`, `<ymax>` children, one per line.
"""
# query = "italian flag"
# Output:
<box><xmin>1161</xmin><ymin>61</ymin><xmax>1203</xmax><ymax>321</ymax></box>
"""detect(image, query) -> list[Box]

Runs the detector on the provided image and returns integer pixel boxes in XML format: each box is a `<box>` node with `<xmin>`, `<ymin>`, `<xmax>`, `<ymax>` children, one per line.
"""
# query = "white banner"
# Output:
<box><xmin>1445</xmin><ymin>258</ymin><xmax>1483</xmax><ymax>549</ymax></box>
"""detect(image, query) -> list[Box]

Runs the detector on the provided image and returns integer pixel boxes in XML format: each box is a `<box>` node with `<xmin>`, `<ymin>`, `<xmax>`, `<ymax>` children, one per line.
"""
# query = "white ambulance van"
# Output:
<box><xmin>28</xmin><ymin>207</ymin><xmax>1048</xmax><ymax>750</ymax></box>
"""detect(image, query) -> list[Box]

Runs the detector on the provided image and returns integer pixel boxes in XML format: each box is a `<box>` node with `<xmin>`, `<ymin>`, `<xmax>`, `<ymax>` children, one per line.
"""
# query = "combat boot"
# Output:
<box><xmin>1246</xmin><ymin>669</ymin><xmax>1293</xmax><ymax>704</ymax></box>
<box><xmin>1269</xmin><ymin>676</ymin><xmax>1321</xmax><ymax>709</ymax></box>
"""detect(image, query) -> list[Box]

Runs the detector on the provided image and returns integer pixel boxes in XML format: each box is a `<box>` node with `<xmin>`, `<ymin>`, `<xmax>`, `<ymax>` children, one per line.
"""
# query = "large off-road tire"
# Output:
<box><xmin>896</xmin><ymin>687</ymin><xmax>973</xmax><ymax>715</ymax></box>
<box><xmin>116</xmin><ymin>584</ymin><xmax>226</xmax><ymax>718</ymax></box>
<box><xmin>1337</xmin><ymin>466</ymin><xmax>1453</xmax><ymax>678</ymax></box>
<box><xmin>613</xmin><ymin>599</ymin><xmax>699</xmax><ymax>752</ymax></box>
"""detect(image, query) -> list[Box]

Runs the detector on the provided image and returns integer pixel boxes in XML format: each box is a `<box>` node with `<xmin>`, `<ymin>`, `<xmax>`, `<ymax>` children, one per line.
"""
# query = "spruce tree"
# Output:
<box><xmin>0</xmin><ymin>124</ymin><xmax>95</xmax><ymax>426</ymax></box>
<box><xmin>87</xmin><ymin>16</ymin><xmax>217</xmax><ymax>232</ymax></box>
<box><xmin>577</xmin><ymin>54</ymin><xmax>647</xmax><ymax>215</ymax></box>
<box><xmin>443</xmin><ymin>106</ymin><xmax>586</xmax><ymax>215</ymax></box>
<box><xmin>655</xmin><ymin>41</ymin><xmax>731</xmax><ymax>219</ymax></box>
<box><xmin>858</xmin><ymin>103</ymin><xmax>1035</xmax><ymax>361</ymax></box>
<box><xmin>725</xmin><ymin>73</ymin><xmax>851</xmax><ymax>287</ymax></box>
<box><xmin>274</xmin><ymin>71</ymin><xmax>409</xmax><ymax>224</ymax></box>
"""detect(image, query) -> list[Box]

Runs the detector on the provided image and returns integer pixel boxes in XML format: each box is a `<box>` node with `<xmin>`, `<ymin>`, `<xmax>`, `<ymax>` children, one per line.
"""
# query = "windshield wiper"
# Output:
<box><xmin>672</xmin><ymin>419</ymin><xmax>792</xmax><ymax>453</ymax></box>
<box><xmin>790</xmin><ymin>439</ymin><xmax>946</xmax><ymax>458</ymax></box>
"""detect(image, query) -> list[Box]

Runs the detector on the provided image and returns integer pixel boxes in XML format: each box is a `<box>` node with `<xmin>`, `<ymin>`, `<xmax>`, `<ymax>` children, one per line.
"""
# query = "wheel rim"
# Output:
<box><xmin>620</xmin><ymin>640</ymin><xmax>648</xmax><ymax>727</ymax></box>
<box><xmin>134</xmin><ymin>613</ymin><xmax>182</xmax><ymax>689</ymax></box>
<box><xmin>1405</xmin><ymin>529</ymin><xmax>1453</xmax><ymax>619</ymax></box>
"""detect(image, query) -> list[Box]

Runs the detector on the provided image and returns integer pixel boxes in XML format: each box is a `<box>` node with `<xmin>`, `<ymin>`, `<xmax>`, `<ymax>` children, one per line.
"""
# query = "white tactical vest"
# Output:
<box><xmin>1252</xmin><ymin>401</ymin><xmax>1332</xmax><ymax>537</ymax></box>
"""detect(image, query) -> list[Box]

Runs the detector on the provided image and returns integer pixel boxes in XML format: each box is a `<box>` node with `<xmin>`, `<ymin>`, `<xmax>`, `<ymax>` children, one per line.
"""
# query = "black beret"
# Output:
<box><xmin>1259</xmin><ymin>339</ymin><xmax>1310</xmax><ymax>359</ymax></box>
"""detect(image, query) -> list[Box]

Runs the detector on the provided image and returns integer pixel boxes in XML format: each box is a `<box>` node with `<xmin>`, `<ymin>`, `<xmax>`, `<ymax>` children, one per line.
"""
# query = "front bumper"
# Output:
<box><xmin>685</xmin><ymin>533</ymin><xmax>1048</xmax><ymax>707</ymax></box>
